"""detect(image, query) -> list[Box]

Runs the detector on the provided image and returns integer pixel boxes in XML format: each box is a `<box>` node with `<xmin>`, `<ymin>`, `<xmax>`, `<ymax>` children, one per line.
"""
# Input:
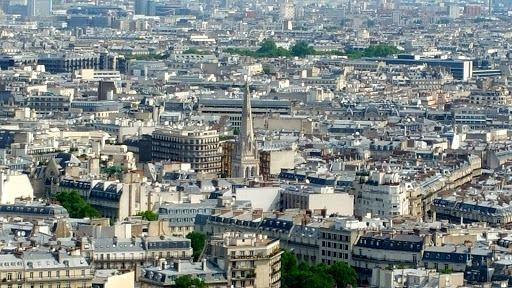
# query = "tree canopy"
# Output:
<box><xmin>224</xmin><ymin>40</ymin><xmax>399</xmax><ymax>59</ymax></box>
<box><xmin>186</xmin><ymin>232</ymin><xmax>206</xmax><ymax>261</ymax></box>
<box><xmin>55</xmin><ymin>190</ymin><xmax>99</xmax><ymax>219</ymax></box>
<box><xmin>281</xmin><ymin>251</ymin><xmax>357</xmax><ymax>288</ymax></box>
<box><xmin>135</xmin><ymin>210</ymin><xmax>157</xmax><ymax>221</ymax></box>
<box><xmin>290</xmin><ymin>41</ymin><xmax>316</xmax><ymax>58</ymax></box>
<box><xmin>171</xmin><ymin>275</ymin><xmax>206</xmax><ymax>288</ymax></box>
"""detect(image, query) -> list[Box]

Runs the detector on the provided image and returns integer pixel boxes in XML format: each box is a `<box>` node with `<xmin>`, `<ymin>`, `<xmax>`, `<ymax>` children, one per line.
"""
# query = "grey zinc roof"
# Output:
<box><xmin>93</xmin><ymin>238</ymin><xmax>145</xmax><ymax>252</ymax></box>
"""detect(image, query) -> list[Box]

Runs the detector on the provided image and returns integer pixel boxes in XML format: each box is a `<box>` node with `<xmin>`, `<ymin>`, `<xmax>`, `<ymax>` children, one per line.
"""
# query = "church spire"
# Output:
<box><xmin>232</xmin><ymin>79</ymin><xmax>259</xmax><ymax>179</ymax></box>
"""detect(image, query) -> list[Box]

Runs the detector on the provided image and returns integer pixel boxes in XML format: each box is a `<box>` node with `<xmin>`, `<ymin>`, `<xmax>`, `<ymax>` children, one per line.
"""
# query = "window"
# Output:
<box><xmin>65</xmin><ymin>271</ymin><xmax>69</xmax><ymax>277</ymax></box>
<box><xmin>56</xmin><ymin>283</ymin><xmax>61</xmax><ymax>288</ymax></box>
<box><xmin>30</xmin><ymin>272</ymin><xmax>33</xmax><ymax>279</ymax></box>
<box><xmin>56</xmin><ymin>272</ymin><xmax>60</xmax><ymax>278</ymax></box>
<box><xmin>17</xmin><ymin>273</ymin><xmax>21</xmax><ymax>280</ymax></box>
<box><xmin>7</xmin><ymin>273</ymin><xmax>12</xmax><ymax>280</ymax></box>
<box><xmin>47</xmin><ymin>272</ymin><xmax>51</xmax><ymax>278</ymax></box>
<box><xmin>81</xmin><ymin>270</ymin><xmax>85</xmax><ymax>276</ymax></box>
<box><xmin>39</xmin><ymin>272</ymin><xmax>43</xmax><ymax>278</ymax></box>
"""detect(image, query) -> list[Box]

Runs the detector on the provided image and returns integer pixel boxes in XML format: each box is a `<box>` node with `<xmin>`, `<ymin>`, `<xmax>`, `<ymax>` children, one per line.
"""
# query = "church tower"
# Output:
<box><xmin>232</xmin><ymin>81</ymin><xmax>259</xmax><ymax>178</ymax></box>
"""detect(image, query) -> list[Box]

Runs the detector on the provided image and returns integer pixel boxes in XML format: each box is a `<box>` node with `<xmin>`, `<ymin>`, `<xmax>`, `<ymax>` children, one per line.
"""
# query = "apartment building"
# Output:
<box><xmin>0</xmin><ymin>251</ymin><xmax>93</xmax><ymax>288</ymax></box>
<box><xmin>208</xmin><ymin>232</ymin><xmax>282</xmax><ymax>288</ymax></box>
<box><xmin>196</xmin><ymin>211</ymin><xmax>320</xmax><ymax>264</ymax></box>
<box><xmin>79</xmin><ymin>236</ymin><xmax>193</xmax><ymax>276</ymax></box>
<box><xmin>152</xmin><ymin>126</ymin><xmax>222</xmax><ymax>176</ymax></box>
<box><xmin>139</xmin><ymin>259</ymin><xmax>227</xmax><ymax>288</ymax></box>
<box><xmin>157</xmin><ymin>200</ymin><xmax>216</xmax><ymax>237</ymax></box>
<box><xmin>354</xmin><ymin>170</ymin><xmax>410</xmax><ymax>218</ymax></box>
<box><xmin>318</xmin><ymin>217</ymin><xmax>388</xmax><ymax>266</ymax></box>
<box><xmin>280</xmin><ymin>185</ymin><xmax>353</xmax><ymax>216</ymax></box>
<box><xmin>469</xmin><ymin>88</ymin><xmax>512</xmax><ymax>106</ymax></box>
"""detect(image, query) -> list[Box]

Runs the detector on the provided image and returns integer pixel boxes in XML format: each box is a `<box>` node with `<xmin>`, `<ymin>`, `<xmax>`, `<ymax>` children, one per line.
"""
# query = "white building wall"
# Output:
<box><xmin>235</xmin><ymin>187</ymin><xmax>280</xmax><ymax>211</ymax></box>
<box><xmin>309</xmin><ymin>193</ymin><xmax>354</xmax><ymax>216</ymax></box>
<box><xmin>0</xmin><ymin>171</ymin><xmax>34</xmax><ymax>204</ymax></box>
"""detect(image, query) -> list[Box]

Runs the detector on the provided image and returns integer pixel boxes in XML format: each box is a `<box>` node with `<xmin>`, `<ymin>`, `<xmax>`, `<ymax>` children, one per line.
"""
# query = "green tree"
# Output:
<box><xmin>290</xmin><ymin>41</ymin><xmax>316</xmax><ymax>57</ymax></box>
<box><xmin>135</xmin><ymin>210</ymin><xmax>157</xmax><ymax>221</ymax></box>
<box><xmin>363</xmin><ymin>44</ymin><xmax>400</xmax><ymax>57</ymax></box>
<box><xmin>183</xmin><ymin>48</ymin><xmax>207</xmax><ymax>55</ymax></box>
<box><xmin>186</xmin><ymin>232</ymin><xmax>206</xmax><ymax>261</ymax></box>
<box><xmin>171</xmin><ymin>275</ymin><xmax>206</xmax><ymax>288</ymax></box>
<box><xmin>329</xmin><ymin>262</ymin><xmax>357</xmax><ymax>288</ymax></box>
<box><xmin>281</xmin><ymin>250</ymin><xmax>357</xmax><ymax>288</ymax></box>
<box><xmin>55</xmin><ymin>190</ymin><xmax>99</xmax><ymax>218</ymax></box>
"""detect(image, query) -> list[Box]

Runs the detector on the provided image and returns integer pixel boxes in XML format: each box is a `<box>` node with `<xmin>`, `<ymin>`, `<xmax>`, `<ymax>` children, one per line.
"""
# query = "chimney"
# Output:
<box><xmin>202</xmin><ymin>258</ymin><xmax>207</xmax><ymax>271</ymax></box>
<box><xmin>174</xmin><ymin>260</ymin><xmax>181</xmax><ymax>272</ymax></box>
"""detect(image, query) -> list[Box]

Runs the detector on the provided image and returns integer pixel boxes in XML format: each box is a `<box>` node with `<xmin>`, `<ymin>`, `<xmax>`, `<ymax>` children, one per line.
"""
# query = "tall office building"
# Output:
<box><xmin>280</xmin><ymin>0</ymin><xmax>294</xmax><ymax>20</ymax></box>
<box><xmin>449</xmin><ymin>3</ymin><xmax>459</xmax><ymax>19</ymax></box>
<box><xmin>27</xmin><ymin>0</ymin><xmax>51</xmax><ymax>17</ymax></box>
<box><xmin>152</xmin><ymin>126</ymin><xmax>222</xmax><ymax>175</ymax></box>
<box><xmin>134</xmin><ymin>0</ymin><xmax>148</xmax><ymax>15</ymax></box>
<box><xmin>232</xmin><ymin>82</ymin><xmax>259</xmax><ymax>178</ymax></box>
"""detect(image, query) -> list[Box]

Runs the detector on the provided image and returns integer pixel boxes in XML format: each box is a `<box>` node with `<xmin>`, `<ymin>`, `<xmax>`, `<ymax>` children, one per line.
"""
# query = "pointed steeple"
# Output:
<box><xmin>240</xmin><ymin>81</ymin><xmax>257</xmax><ymax>156</ymax></box>
<box><xmin>232</xmin><ymin>79</ymin><xmax>259</xmax><ymax>179</ymax></box>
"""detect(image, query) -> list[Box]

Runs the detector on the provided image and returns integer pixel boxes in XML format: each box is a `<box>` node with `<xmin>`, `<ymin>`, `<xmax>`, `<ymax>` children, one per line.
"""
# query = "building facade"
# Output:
<box><xmin>354</xmin><ymin>170</ymin><xmax>409</xmax><ymax>217</ymax></box>
<box><xmin>152</xmin><ymin>126</ymin><xmax>222</xmax><ymax>176</ymax></box>
<box><xmin>208</xmin><ymin>232</ymin><xmax>282</xmax><ymax>288</ymax></box>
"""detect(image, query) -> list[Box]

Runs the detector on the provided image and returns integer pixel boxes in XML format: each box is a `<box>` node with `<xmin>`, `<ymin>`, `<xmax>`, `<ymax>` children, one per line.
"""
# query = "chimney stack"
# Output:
<box><xmin>202</xmin><ymin>258</ymin><xmax>207</xmax><ymax>271</ymax></box>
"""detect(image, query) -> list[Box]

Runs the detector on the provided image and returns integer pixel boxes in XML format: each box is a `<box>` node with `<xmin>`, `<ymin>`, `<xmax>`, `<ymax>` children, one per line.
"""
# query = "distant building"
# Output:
<box><xmin>464</xmin><ymin>5</ymin><xmax>482</xmax><ymax>16</ymax></box>
<box><xmin>469</xmin><ymin>88</ymin><xmax>511</xmax><ymax>106</ymax></box>
<box><xmin>38</xmin><ymin>53</ymin><xmax>100</xmax><ymax>74</ymax></box>
<box><xmin>280</xmin><ymin>0</ymin><xmax>295</xmax><ymax>20</ymax></box>
<box><xmin>26</xmin><ymin>0</ymin><xmax>52</xmax><ymax>17</ymax></box>
<box><xmin>432</xmin><ymin>197</ymin><xmax>512</xmax><ymax>226</ymax></box>
<box><xmin>448</xmin><ymin>3</ymin><xmax>459</xmax><ymax>18</ymax></box>
<box><xmin>197</xmin><ymin>98</ymin><xmax>291</xmax><ymax>129</ymax></box>
<box><xmin>152</xmin><ymin>126</ymin><xmax>222</xmax><ymax>176</ymax></box>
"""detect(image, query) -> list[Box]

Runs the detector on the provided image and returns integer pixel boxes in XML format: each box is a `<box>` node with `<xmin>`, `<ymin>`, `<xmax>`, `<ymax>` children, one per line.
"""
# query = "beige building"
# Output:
<box><xmin>0</xmin><ymin>250</ymin><xmax>93</xmax><ymax>288</ymax></box>
<box><xmin>253</xmin><ymin>115</ymin><xmax>314</xmax><ymax>135</ymax></box>
<box><xmin>259</xmin><ymin>148</ymin><xmax>296</xmax><ymax>180</ymax></box>
<box><xmin>469</xmin><ymin>87</ymin><xmax>511</xmax><ymax>106</ymax></box>
<box><xmin>92</xmin><ymin>270</ymin><xmax>135</xmax><ymax>288</ymax></box>
<box><xmin>208</xmin><ymin>232</ymin><xmax>282</xmax><ymax>288</ymax></box>
<box><xmin>280</xmin><ymin>185</ymin><xmax>354</xmax><ymax>216</ymax></box>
